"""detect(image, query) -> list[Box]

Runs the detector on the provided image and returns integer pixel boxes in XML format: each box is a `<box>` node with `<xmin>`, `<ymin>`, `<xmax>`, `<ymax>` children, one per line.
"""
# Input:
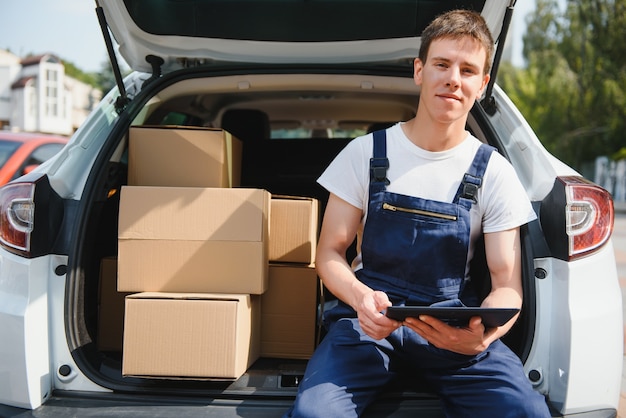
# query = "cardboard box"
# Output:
<box><xmin>97</xmin><ymin>257</ymin><xmax>131</xmax><ymax>352</ymax></box>
<box><xmin>122</xmin><ymin>292</ymin><xmax>260</xmax><ymax>379</ymax></box>
<box><xmin>128</xmin><ymin>126</ymin><xmax>242</xmax><ymax>188</ymax></box>
<box><xmin>269</xmin><ymin>196</ymin><xmax>319</xmax><ymax>264</ymax></box>
<box><xmin>261</xmin><ymin>264</ymin><xmax>319</xmax><ymax>359</ymax></box>
<box><xmin>118</xmin><ymin>186</ymin><xmax>270</xmax><ymax>294</ymax></box>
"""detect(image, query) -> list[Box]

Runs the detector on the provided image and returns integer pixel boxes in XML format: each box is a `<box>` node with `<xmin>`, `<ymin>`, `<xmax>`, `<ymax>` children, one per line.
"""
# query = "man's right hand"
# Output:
<box><xmin>356</xmin><ymin>290</ymin><xmax>401</xmax><ymax>340</ymax></box>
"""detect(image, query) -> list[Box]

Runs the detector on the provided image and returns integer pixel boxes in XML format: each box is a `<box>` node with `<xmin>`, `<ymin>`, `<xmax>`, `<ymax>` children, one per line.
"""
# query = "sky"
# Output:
<box><xmin>1</xmin><ymin>0</ymin><xmax>111</xmax><ymax>72</ymax></box>
<box><xmin>0</xmin><ymin>0</ymin><xmax>535</xmax><ymax>73</ymax></box>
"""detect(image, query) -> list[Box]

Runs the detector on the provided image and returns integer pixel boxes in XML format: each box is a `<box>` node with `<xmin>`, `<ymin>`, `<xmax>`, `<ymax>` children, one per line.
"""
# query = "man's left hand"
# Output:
<box><xmin>404</xmin><ymin>315</ymin><xmax>498</xmax><ymax>355</ymax></box>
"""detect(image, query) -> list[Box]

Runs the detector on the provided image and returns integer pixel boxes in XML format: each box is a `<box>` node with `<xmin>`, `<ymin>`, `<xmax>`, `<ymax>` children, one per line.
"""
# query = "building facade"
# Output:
<box><xmin>0</xmin><ymin>50</ymin><xmax>102</xmax><ymax>136</ymax></box>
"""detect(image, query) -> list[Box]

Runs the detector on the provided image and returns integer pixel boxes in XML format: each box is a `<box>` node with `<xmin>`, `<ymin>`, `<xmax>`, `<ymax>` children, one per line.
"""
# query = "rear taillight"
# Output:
<box><xmin>540</xmin><ymin>176</ymin><xmax>614</xmax><ymax>261</ymax></box>
<box><xmin>0</xmin><ymin>175</ymin><xmax>64</xmax><ymax>258</ymax></box>
<box><xmin>563</xmin><ymin>176</ymin><xmax>614</xmax><ymax>259</ymax></box>
<box><xmin>0</xmin><ymin>182</ymin><xmax>35</xmax><ymax>254</ymax></box>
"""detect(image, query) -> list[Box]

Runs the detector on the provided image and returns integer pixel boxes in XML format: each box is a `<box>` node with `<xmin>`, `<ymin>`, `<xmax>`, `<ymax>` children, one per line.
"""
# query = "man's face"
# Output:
<box><xmin>414</xmin><ymin>37</ymin><xmax>490</xmax><ymax>125</ymax></box>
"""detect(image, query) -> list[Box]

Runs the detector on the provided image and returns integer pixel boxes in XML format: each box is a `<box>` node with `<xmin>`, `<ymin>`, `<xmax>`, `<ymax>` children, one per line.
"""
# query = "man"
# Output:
<box><xmin>284</xmin><ymin>9</ymin><xmax>552</xmax><ymax>418</ymax></box>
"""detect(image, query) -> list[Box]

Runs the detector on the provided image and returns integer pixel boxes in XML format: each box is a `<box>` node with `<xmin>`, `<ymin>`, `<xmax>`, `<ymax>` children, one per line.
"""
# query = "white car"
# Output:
<box><xmin>0</xmin><ymin>0</ymin><xmax>622</xmax><ymax>416</ymax></box>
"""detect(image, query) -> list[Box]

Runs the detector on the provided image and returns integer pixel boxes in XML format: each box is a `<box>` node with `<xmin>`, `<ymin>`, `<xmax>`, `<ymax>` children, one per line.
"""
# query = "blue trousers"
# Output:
<box><xmin>284</xmin><ymin>317</ymin><xmax>551</xmax><ymax>418</ymax></box>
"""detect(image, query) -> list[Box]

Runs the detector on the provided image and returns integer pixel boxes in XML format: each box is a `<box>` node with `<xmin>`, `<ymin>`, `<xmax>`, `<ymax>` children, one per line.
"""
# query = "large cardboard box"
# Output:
<box><xmin>97</xmin><ymin>256</ymin><xmax>131</xmax><ymax>352</ymax></box>
<box><xmin>261</xmin><ymin>264</ymin><xmax>319</xmax><ymax>359</ymax></box>
<box><xmin>128</xmin><ymin>126</ymin><xmax>242</xmax><ymax>188</ymax></box>
<box><xmin>122</xmin><ymin>292</ymin><xmax>260</xmax><ymax>379</ymax></box>
<box><xmin>269</xmin><ymin>196</ymin><xmax>319</xmax><ymax>264</ymax></box>
<box><xmin>118</xmin><ymin>186</ymin><xmax>270</xmax><ymax>294</ymax></box>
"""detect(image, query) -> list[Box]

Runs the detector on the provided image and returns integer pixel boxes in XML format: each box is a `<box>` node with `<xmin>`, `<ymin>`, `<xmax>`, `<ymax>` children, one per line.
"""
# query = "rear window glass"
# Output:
<box><xmin>28</xmin><ymin>143</ymin><xmax>65</xmax><ymax>165</ymax></box>
<box><xmin>123</xmin><ymin>0</ymin><xmax>486</xmax><ymax>42</ymax></box>
<box><xmin>0</xmin><ymin>140</ymin><xmax>21</xmax><ymax>167</ymax></box>
<box><xmin>271</xmin><ymin>128</ymin><xmax>366</xmax><ymax>139</ymax></box>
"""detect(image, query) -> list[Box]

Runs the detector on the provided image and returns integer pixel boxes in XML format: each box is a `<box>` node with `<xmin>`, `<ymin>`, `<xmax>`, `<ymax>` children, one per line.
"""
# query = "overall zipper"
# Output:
<box><xmin>382</xmin><ymin>202</ymin><xmax>457</xmax><ymax>221</ymax></box>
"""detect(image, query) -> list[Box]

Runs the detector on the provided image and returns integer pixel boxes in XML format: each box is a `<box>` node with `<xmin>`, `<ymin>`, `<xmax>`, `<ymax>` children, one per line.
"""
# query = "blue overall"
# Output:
<box><xmin>285</xmin><ymin>130</ymin><xmax>551</xmax><ymax>418</ymax></box>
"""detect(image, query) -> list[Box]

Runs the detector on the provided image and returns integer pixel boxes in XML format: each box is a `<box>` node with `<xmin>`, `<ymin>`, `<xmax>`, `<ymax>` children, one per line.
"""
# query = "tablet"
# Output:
<box><xmin>385</xmin><ymin>306</ymin><xmax>520</xmax><ymax>328</ymax></box>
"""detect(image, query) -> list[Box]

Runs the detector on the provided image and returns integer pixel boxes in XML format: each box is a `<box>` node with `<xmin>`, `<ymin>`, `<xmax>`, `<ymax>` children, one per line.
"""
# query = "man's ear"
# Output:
<box><xmin>477</xmin><ymin>73</ymin><xmax>490</xmax><ymax>98</ymax></box>
<box><xmin>413</xmin><ymin>58</ymin><xmax>424</xmax><ymax>86</ymax></box>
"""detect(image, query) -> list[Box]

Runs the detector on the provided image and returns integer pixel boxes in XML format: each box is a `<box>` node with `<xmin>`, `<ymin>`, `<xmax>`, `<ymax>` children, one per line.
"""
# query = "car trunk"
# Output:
<box><xmin>63</xmin><ymin>67</ymin><xmax>536</xmax><ymax>414</ymax></box>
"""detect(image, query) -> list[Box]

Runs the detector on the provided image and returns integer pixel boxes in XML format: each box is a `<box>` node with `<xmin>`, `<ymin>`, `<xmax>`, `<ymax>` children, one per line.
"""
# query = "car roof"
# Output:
<box><xmin>0</xmin><ymin>132</ymin><xmax>68</xmax><ymax>144</ymax></box>
<box><xmin>98</xmin><ymin>0</ymin><xmax>513</xmax><ymax>74</ymax></box>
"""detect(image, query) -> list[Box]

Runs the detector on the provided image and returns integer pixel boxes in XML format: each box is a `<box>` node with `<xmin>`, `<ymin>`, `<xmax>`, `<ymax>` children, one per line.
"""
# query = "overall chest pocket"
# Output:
<box><xmin>381</xmin><ymin>202</ymin><xmax>458</xmax><ymax>222</ymax></box>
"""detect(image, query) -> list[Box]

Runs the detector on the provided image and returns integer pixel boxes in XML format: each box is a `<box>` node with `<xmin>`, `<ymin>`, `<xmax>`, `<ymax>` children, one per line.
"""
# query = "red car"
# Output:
<box><xmin>0</xmin><ymin>132</ymin><xmax>68</xmax><ymax>185</ymax></box>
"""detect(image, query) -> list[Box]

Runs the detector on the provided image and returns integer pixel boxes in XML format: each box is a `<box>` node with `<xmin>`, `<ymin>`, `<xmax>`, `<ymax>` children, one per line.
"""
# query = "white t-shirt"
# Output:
<box><xmin>317</xmin><ymin>123</ymin><xmax>537</xmax><ymax>274</ymax></box>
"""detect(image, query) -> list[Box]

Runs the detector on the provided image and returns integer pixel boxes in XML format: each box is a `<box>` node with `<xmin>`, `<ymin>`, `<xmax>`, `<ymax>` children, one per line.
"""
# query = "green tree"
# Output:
<box><xmin>62</xmin><ymin>53</ymin><xmax>130</xmax><ymax>97</ymax></box>
<box><xmin>96</xmin><ymin>58</ymin><xmax>119</xmax><ymax>95</ymax></box>
<box><xmin>498</xmin><ymin>0</ymin><xmax>626</xmax><ymax>170</ymax></box>
<box><xmin>62</xmin><ymin>59</ymin><xmax>99</xmax><ymax>88</ymax></box>
<box><xmin>96</xmin><ymin>54</ymin><xmax>132</xmax><ymax>96</ymax></box>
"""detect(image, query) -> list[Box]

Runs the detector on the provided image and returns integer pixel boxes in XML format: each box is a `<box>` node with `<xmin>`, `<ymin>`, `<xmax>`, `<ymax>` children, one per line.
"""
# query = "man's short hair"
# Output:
<box><xmin>419</xmin><ymin>9</ymin><xmax>495</xmax><ymax>75</ymax></box>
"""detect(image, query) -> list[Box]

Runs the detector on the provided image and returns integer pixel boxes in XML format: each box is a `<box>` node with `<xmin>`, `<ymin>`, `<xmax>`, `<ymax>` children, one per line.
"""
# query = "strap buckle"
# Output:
<box><xmin>461</xmin><ymin>174</ymin><xmax>482</xmax><ymax>203</ymax></box>
<box><xmin>370</xmin><ymin>157</ymin><xmax>390</xmax><ymax>185</ymax></box>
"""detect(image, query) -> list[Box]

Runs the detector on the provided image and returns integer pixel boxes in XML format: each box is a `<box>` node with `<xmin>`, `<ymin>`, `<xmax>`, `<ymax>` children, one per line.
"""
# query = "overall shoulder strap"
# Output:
<box><xmin>454</xmin><ymin>144</ymin><xmax>496</xmax><ymax>207</ymax></box>
<box><xmin>370</xmin><ymin>129</ymin><xmax>390</xmax><ymax>187</ymax></box>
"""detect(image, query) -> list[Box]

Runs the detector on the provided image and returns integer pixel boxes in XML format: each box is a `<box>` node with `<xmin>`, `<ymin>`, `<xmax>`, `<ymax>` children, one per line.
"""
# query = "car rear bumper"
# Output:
<box><xmin>1</xmin><ymin>390</ymin><xmax>448</xmax><ymax>418</ymax></box>
<box><xmin>0</xmin><ymin>391</ymin><xmax>616</xmax><ymax>418</ymax></box>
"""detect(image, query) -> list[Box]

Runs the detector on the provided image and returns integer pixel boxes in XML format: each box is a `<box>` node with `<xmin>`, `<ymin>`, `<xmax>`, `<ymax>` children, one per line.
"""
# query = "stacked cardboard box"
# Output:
<box><xmin>97</xmin><ymin>257</ymin><xmax>131</xmax><ymax>352</ymax></box>
<box><xmin>117</xmin><ymin>186</ymin><xmax>270</xmax><ymax>295</ymax></box>
<box><xmin>123</xmin><ymin>292</ymin><xmax>260</xmax><ymax>379</ymax></box>
<box><xmin>262</xmin><ymin>196</ymin><xmax>320</xmax><ymax>359</ymax></box>
<box><xmin>116</xmin><ymin>126</ymin><xmax>269</xmax><ymax>380</ymax></box>
<box><xmin>262</xmin><ymin>264</ymin><xmax>318</xmax><ymax>359</ymax></box>
<box><xmin>128</xmin><ymin>126</ymin><xmax>242</xmax><ymax>188</ymax></box>
<box><xmin>104</xmin><ymin>125</ymin><xmax>322</xmax><ymax>380</ymax></box>
<box><xmin>269</xmin><ymin>196</ymin><xmax>318</xmax><ymax>265</ymax></box>
<box><xmin>118</xmin><ymin>186</ymin><xmax>270</xmax><ymax>379</ymax></box>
